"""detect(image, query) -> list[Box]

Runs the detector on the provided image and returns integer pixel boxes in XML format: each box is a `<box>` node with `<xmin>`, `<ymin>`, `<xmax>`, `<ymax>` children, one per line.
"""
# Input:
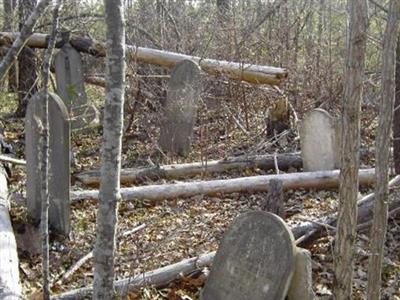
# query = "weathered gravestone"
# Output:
<box><xmin>300</xmin><ymin>108</ymin><xmax>340</xmax><ymax>171</ymax></box>
<box><xmin>25</xmin><ymin>92</ymin><xmax>70</xmax><ymax>235</ymax></box>
<box><xmin>159</xmin><ymin>60</ymin><xmax>201</xmax><ymax>156</ymax></box>
<box><xmin>54</xmin><ymin>43</ymin><xmax>98</xmax><ymax>130</ymax></box>
<box><xmin>201</xmin><ymin>211</ymin><xmax>295</xmax><ymax>300</ymax></box>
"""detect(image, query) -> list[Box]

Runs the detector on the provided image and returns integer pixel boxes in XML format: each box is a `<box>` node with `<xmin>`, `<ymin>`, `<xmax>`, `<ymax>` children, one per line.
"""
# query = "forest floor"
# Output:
<box><xmin>2</xmin><ymin>91</ymin><xmax>400</xmax><ymax>300</ymax></box>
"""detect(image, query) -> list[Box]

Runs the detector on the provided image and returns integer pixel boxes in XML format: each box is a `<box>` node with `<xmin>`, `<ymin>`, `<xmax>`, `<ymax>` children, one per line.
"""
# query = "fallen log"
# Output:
<box><xmin>294</xmin><ymin>175</ymin><xmax>400</xmax><ymax>247</ymax></box>
<box><xmin>52</xmin><ymin>252</ymin><xmax>216</xmax><ymax>300</ymax></box>
<box><xmin>75</xmin><ymin>149</ymin><xmax>378</xmax><ymax>186</ymax></box>
<box><xmin>0</xmin><ymin>165</ymin><xmax>22</xmax><ymax>299</ymax></box>
<box><xmin>0</xmin><ymin>155</ymin><xmax>26</xmax><ymax>166</ymax></box>
<box><xmin>71</xmin><ymin>168</ymin><xmax>375</xmax><ymax>202</ymax></box>
<box><xmin>0</xmin><ymin>32</ymin><xmax>288</xmax><ymax>86</ymax></box>
<box><xmin>75</xmin><ymin>152</ymin><xmax>303</xmax><ymax>186</ymax></box>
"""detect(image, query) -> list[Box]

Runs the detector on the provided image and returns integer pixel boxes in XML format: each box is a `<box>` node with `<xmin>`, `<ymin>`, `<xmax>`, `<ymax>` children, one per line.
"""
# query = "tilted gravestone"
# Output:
<box><xmin>25</xmin><ymin>92</ymin><xmax>70</xmax><ymax>235</ymax></box>
<box><xmin>300</xmin><ymin>108</ymin><xmax>340</xmax><ymax>171</ymax></box>
<box><xmin>201</xmin><ymin>211</ymin><xmax>295</xmax><ymax>300</ymax></box>
<box><xmin>54</xmin><ymin>43</ymin><xmax>98</xmax><ymax>130</ymax></box>
<box><xmin>159</xmin><ymin>60</ymin><xmax>201</xmax><ymax>156</ymax></box>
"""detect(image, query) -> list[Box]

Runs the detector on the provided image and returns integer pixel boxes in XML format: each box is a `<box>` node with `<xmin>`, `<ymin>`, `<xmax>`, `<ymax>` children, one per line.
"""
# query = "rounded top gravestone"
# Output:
<box><xmin>300</xmin><ymin>108</ymin><xmax>338</xmax><ymax>171</ymax></box>
<box><xmin>159</xmin><ymin>59</ymin><xmax>202</xmax><ymax>157</ymax></box>
<box><xmin>25</xmin><ymin>92</ymin><xmax>70</xmax><ymax>236</ymax></box>
<box><xmin>201</xmin><ymin>211</ymin><xmax>296</xmax><ymax>300</ymax></box>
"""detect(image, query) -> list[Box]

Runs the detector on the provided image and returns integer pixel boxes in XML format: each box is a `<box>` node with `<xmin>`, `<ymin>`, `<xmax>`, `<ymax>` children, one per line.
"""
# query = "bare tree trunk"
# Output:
<box><xmin>15</xmin><ymin>0</ymin><xmax>39</xmax><ymax>117</ymax></box>
<box><xmin>393</xmin><ymin>35</ymin><xmax>400</xmax><ymax>174</ymax></box>
<box><xmin>334</xmin><ymin>0</ymin><xmax>368</xmax><ymax>299</ymax></box>
<box><xmin>93</xmin><ymin>0</ymin><xmax>126</xmax><ymax>298</ymax></box>
<box><xmin>3</xmin><ymin>0</ymin><xmax>18</xmax><ymax>92</ymax></box>
<box><xmin>367</xmin><ymin>1</ymin><xmax>400</xmax><ymax>299</ymax></box>
<box><xmin>39</xmin><ymin>2</ymin><xmax>62</xmax><ymax>299</ymax></box>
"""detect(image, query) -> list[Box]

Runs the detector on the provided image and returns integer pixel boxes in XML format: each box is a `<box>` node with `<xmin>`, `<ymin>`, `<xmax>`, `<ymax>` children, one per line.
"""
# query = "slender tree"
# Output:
<box><xmin>39</xmin><ymin>1</ymin><xmax>62</xmax><ymax>299</ymax></box>
<box><xmin>334</xmin><ymin>0</ymin><xmax>368</xmax><ymax>299</ymax></box>
<box><xmin>367</xmin><ymin>1</ymin><xmax>400</xmax><ymax>299</ymax></box>
<box><xmin>3</xmin><ymin>0</ymin><xmax>18</xmax><ymax>92</ymax></box>
<box><xmin>93</xmin><ymin>0</ymin><xmax>126</xmax><ymax>298</ymax></box>
<box><xmin>394</xmin><ymin>35</ymin><xmax>400</xmax><ymax>174</ymax></box>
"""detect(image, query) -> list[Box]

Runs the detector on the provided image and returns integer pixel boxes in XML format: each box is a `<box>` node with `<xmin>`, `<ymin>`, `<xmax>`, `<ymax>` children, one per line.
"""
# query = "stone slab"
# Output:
<box><xmin>300</xmin><ymin>108</ymin><xmax>339</xmax><ymax>171</ymax></box>
<box><xmin>287</xmin><ymin>247</ymin><xmax>315</xmax><ymax>300</ymax></box>
<box><xmin>25</xmin><ymin>92</ymin><xmax>70</xmax><ymax>235</ymax></box>
<box><xmin>201</xmin><ymin>211</ymin><xmax>295</xmax><ymax>300</ymax></box>
<box><xmin>54</xmin><ymin>43</ymin><xmax>98</xmax><ymax>130</ymax></box>
<box><xmin>159</xmin><ymin>60</ymin><xmax>201</xmax><ymax>156</ymax></box>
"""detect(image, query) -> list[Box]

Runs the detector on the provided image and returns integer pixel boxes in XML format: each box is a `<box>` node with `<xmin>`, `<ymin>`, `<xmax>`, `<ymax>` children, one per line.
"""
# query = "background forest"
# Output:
<box><xmin>0</xmin><ymin>0</ymin><xmax>398</xmax><ymax>299</ymax></box>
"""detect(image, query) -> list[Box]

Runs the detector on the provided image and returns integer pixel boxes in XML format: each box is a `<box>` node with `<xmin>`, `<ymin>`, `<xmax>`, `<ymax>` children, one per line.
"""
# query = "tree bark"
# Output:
<box><xmin>2</xmin><ymin>0</ymin><xmax>18</xmax><ymax>92</ymax></box>
<box><xmin>93</xmin><ymin>0</ymin><xmax>125</xmax><ymax>299</ymax></box>
<box><xmin>0</xmin><ymin>32</ymin><xmax>288</xmax><ymax>86</ymax></box>
<box><xmin>367</xmin><ymin>1</ymin><xmax>400</xmax><ymax>299</ymax></box>
<box><xmin>393</xmin><ymin>34</ymin><xmax>400</xmax><ymax>174</ymax></box>
<box><xmin>71</xmin><ymin>168</ymin><xmax>376</xmax><ymax>203</ymax></box>
<box><xmin>334</xmin><ymin>1</ymin><xmax>368</xmax><ymax>299</ymax></box>
<box><xmin>39</xmin><ymin>2</ymin><xmax>61</xmax><ymax>299</ymax></box>
<box><xmin>0</xmin><ymin>165</ymin><xmax>21</xmax><ymax>300</ymax></box>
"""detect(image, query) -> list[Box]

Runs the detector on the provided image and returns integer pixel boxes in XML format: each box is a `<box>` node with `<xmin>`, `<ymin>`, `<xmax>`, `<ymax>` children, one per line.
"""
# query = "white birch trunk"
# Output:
<box><xmin>93</xmin><ymin>0</ymin><xmax>125</xmax><ymax>299</ymax></box>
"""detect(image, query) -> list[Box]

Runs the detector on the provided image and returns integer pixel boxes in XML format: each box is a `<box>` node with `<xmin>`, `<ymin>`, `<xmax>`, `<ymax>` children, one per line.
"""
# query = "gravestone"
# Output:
<box><xmin>300</xmin><ymin>108</ymin><xmax>339</xmax><ymax>171</ymax></box>
<box><xmin>287</xmin><ymin>248</ymin><xmax>315</xmax><ymax>300</ymax></box>
<box><xmin>201</xmin><ymin>211</ymin><xmax>295</xmax><ymax>300</ymax></box>
<box><xmin>25</xmin><ymin>92</ymin><xmax>70</xmax><ymax>235</ymax></box>
<box><xmin>54</xmin><ymin>43</ymin><xmax>98</xmax><ymax>130</ymax></box>
<box><xmin>159</xmin><ymin>60</ymin><xmax>201</xmax><ymax>156</ymax></box>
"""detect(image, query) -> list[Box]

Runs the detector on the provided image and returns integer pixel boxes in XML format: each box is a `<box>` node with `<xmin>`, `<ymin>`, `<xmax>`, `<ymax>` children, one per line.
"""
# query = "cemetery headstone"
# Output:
<box><xmin>54</xmin><ymin>43</ymin><xmax>98</xmax><ymax>130</ymax></box>
<box><xmin>159</xmin><ymin>60</ymin><xmax>201</xmax><ymax>156</ymax></box>
<box><xmin>201</xmin><ymin>211</ymin><xmax>295</xmax><ymax>300</ymax></box>
<box><xmin>300</xmin><ymin>108</ymin><xmax>339</xmax><ymax>171</ymax></box>
<box><xmin>25</xmin><ymin>92</ymin><xmax>70</xmax><ymax>235</ymax></box>
<box><xmin>287</xmin><ymin>247</ymin><xmax>315</xmax><ymax>300</ymax></box>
